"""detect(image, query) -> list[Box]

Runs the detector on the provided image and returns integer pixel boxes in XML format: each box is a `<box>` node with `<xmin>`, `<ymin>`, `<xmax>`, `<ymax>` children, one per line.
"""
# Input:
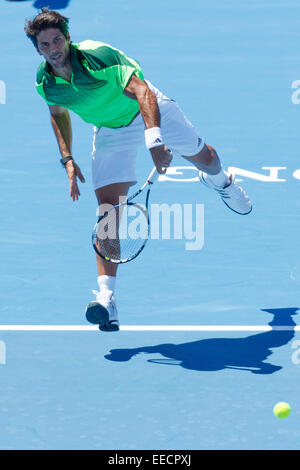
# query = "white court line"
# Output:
<box><xmin>0</xmin><ymin>325</ymin><xmax>297</xmax><ymax>331</ymax></box>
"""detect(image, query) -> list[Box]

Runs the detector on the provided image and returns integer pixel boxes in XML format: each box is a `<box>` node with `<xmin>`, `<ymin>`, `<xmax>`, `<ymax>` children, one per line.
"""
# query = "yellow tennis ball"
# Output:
<box><xmin>273</xmin><ymin>402</ymin><xmax>291</xmax><ymax>418</ymax></box>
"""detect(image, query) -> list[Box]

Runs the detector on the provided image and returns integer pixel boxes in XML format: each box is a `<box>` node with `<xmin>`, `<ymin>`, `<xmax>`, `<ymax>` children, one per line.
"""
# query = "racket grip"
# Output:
<box><xmin>147</xmin><ymin>167</ymin><xmax>159</xmax><ymax>184</ymax></box>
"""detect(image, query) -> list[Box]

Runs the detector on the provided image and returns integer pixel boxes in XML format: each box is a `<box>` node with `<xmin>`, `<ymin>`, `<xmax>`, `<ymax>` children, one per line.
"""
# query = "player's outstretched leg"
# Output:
<box><xmin>85</xmin><ymin>182</ymin><xmax>132</xmax><ymax>332</ymax></box>
<box><xmin>184</xmin><ymin>144</ymin><xmax>252</xmax><ymax>215</ymax></box>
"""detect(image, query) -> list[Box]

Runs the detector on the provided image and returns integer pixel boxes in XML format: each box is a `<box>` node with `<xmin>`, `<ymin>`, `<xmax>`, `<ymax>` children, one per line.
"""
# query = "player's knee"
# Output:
<box><xmin>187</xmin><ymin>144</ymin><xmax>216</xmax><ymax>168</ymax></box>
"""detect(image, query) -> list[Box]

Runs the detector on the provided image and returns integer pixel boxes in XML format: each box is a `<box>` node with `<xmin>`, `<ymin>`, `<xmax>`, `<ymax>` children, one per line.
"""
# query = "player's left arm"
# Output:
<box><xmin>124</xmin><ymin>74</ymin><xmax>172</xmax><ymax>174</ymax></box>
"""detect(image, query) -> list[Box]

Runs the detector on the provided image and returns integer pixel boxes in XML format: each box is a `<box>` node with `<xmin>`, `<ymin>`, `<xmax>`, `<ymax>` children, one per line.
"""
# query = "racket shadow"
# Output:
<box><xmin>104</xmin><ymin>307</ymin><xmax>298</xmax><ymax>374</ymax></box>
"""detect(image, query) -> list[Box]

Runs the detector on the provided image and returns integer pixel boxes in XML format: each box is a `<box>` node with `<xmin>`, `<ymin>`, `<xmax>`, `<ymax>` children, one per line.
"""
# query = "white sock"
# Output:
<box><xmin>97</xmin><ymin>275</ymin><xmax>116</xmax><ymax>293</ymax></box>
<box><xmin>207</xmin><ymin>167</ymin><xmax>230</xmax><ymax>187</ymax></box>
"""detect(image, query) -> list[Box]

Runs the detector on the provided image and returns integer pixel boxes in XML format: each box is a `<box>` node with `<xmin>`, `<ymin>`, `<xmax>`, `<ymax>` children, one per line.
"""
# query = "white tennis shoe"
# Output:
<box><xmin>199</xmin><ymin>171</ymin><xmax>252</xmax><ymax>215</ymax></box>
<box><xmin>85</xmin><ymin>290</ymin><xmax>119</xmax><ymax>332</ymax></box>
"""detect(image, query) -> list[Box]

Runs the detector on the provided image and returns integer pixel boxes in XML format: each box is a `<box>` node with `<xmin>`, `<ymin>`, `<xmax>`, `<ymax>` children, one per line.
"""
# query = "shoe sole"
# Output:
<box><xmin>85</xmin><ymin>302</ymin><xmax>119</xmax><ymax>332</ymax></box>
<box><xmin>199</xmin><ymin>172</ymin><xmax>253</xmax><ymax>216</ymax></box>
<box><xmin>221</xmin><ymin>198</ymin><xmax>252</xmax><ymax>215</ymax></box>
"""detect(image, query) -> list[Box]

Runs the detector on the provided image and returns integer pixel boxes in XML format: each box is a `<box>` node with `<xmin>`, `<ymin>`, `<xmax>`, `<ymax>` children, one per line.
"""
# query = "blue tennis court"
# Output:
<box><xmin>1</xmin><ymin>0</ymin><xmax>300</xmax><ymax>450</ymax></box>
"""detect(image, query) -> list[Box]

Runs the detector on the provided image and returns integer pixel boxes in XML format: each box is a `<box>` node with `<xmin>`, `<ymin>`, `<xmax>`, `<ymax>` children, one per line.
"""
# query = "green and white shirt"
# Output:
<box><xmin>36</xmin><ymin>40</ymin><xmax>144</xmax><ymax>128</ymax></box>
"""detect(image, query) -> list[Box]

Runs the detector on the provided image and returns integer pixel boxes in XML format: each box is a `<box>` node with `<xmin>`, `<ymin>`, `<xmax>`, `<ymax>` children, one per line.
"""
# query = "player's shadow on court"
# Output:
<box><xmin>105</xmin><ymin>308</ymin><xmax>298</xmax><ymax>374</ymax></box>
<box><xmin>6</xmin><ymin>0</ymin><xmax>70</xmax><ymax>9</ymax></box>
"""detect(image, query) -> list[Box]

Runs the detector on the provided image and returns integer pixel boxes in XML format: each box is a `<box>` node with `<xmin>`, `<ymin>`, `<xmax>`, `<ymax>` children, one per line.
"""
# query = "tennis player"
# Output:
<box><xmin>25</xmin><ymin>8</ymin><xmax>252</xmax><ymax>331</ymax></box>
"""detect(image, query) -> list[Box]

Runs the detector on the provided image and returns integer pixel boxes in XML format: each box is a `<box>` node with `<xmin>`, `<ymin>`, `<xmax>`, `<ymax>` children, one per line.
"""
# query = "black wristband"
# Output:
<box><xmin>60</xmin><ymin>156</ymin><xmax>73</xmax><ymax>167</ymax></box>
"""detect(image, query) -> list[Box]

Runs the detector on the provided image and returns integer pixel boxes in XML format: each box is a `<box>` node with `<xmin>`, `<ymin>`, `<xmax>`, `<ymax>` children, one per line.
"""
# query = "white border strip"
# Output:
<box><xmin>0</xmin><ymin>325</ymin><xmax>297</xmax><ymax>331</ymax></box>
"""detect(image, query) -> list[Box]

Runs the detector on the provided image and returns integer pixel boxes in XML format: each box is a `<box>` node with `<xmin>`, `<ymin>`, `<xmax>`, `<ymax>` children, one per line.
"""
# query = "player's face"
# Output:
<box><xmin>36</xmin><ymin>28</ymin><xmax>70</xmax><ymax>69</ymax></box>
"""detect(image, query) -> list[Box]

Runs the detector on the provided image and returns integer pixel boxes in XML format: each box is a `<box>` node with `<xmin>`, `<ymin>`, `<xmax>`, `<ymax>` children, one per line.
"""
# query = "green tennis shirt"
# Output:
<box><xmin>36</xmin><ymin>40</ymin><xmax>144</xmax><ymax>128</ymax></box>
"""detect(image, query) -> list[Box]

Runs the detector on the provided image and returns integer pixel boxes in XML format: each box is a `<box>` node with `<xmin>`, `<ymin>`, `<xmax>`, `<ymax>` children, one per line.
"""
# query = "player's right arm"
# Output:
<box><xmin>48</xmin><ymin>104</ymin><xmax>85</xmax><ymax>201</ymax></box>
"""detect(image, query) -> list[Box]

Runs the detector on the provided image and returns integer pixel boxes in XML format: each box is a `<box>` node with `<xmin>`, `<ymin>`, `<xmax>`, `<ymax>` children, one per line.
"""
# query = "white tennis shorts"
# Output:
<box><xmin>91</xmin><ymin>81</ymin><xmax>204</xmax><ymax>190</ymax></box>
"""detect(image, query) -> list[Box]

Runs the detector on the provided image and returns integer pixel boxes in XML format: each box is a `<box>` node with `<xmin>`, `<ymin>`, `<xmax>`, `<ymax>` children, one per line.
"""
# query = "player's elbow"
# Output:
<box><xmin>136</xmin><ymin>83</ymin><xmax>156</xmax><ymax>104</ymax></box>
<box><xmin>124</xmin><ymin>74</ymin><xmax>151</xmax><ymax>102</ymax></box>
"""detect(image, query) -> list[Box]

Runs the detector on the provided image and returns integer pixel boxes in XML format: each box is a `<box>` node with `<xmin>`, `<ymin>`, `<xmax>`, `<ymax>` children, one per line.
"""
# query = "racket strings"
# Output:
<box><xmin>94</xmin><ymin>203</ymin><xmax>149</xmax><ymax>262</ymax></box>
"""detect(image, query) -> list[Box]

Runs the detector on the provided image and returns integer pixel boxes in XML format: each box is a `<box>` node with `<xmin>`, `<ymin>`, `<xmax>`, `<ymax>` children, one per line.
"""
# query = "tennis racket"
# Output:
<box><xmin>92</xmin><ymin>166</ymin><xmax>159</xmax><ymax>264</ymax></box>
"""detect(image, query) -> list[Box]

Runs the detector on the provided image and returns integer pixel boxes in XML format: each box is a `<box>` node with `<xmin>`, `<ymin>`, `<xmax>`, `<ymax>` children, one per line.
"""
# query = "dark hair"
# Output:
<box><xmin>25</xmin><ymin>7</ymin><xmax>69</xmax><ymax>47</ymax></box>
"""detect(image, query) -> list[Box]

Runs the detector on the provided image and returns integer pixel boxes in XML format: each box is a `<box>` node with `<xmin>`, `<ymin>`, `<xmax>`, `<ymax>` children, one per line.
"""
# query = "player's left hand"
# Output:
<box><xmin>65</xmin><ymin>160</ymin><xmax>86</xmax><ymax>202</ymax></box>
<box><xmin>150</xmin><ymin>145</ymin><xmax>172</xmax><ymax>174</ymax></box>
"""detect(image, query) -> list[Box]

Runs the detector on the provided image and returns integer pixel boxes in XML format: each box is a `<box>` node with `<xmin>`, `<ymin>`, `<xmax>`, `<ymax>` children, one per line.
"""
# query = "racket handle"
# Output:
<box><xmin>147</xmin><ymin>167</ymin><xmax>159</xmax><ymax>184</ymax></box>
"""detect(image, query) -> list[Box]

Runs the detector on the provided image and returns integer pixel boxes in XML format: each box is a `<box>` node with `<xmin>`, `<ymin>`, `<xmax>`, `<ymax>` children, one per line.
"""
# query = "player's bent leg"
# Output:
<box><xmin>182</xmin><ymin>144</ymin><xmax>223</xmax><ymax>175</ymax></box>
<box><xmin>86</xmin><ymin>181</ymin><xmax>132</xmax><ymax>332</ymax></box>
<box><xmin>157</xmin><ymin>99</ymin><xmax>252</xmax><ymax>215</ymax></box>
<box><xmin>182</xmin><ymin>144</ymin><xmax>252</xmax><ymax>216</ymax></box>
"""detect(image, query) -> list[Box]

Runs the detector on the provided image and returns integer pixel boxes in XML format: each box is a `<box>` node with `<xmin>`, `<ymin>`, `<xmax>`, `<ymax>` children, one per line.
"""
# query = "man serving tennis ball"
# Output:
<box><xmin>25</xmin><ymin>8</ymin><xmax>252</xmax><ymax>332</ymax></box>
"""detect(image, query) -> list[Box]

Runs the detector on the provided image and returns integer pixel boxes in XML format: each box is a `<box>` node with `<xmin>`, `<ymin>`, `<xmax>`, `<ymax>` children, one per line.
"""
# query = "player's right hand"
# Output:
<box><xmin>65</xmin><ymin>160</ymin><xmax>86</xmax><ymax>201</ymax></box>
<box><xmin>150</xmin><ymin>145</ymin><xmax>173</xmax><ymax>174</ymax></box>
